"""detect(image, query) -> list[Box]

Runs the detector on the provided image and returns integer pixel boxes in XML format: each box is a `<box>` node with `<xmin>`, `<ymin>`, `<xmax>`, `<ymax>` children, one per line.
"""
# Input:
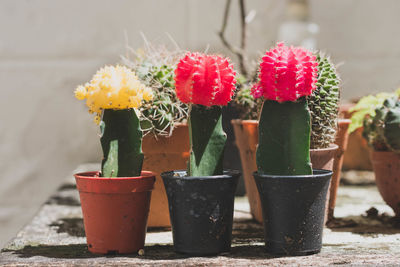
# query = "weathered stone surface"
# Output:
<box><xmin>1</xmin><ymin>166</ymin><xmax>400</xmax><ymax>266</ymax></box>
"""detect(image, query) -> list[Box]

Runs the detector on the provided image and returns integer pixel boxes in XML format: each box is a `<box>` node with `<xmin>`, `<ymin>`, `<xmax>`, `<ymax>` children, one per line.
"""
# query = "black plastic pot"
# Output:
<box><xmin>253</xmin><ymin>169</ymin><xmax>332</xmax><ymax>256</ymax></box>
<box><xmin>161</xmin><ymin>170</ymin><xmax>240</xmax><ymax>256</ymax></box>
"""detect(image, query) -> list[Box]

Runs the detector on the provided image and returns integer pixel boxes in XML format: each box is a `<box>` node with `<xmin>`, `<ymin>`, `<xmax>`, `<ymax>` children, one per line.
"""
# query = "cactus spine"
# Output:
<box><xmin>100</xmin><ymin>109</ymin><xmax>144</xmax><ymax>177</ymax></box>
<box><xmin>308</xmin><ymin>54</ymin><xmax>340</xmax><ymax>149</ymax></box>
<box><xmin>188</xmin><ymin>105</ymin><xmax>226</xmax><ymax>176</ymax></box>
<box><xmin>257</xmin><ymin>97</ymin><xmax>312</xmax><ymax>175</ymax></box>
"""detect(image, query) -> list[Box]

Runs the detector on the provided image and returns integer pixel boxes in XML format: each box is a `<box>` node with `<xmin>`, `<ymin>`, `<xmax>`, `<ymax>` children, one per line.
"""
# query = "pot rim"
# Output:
<box><xmin>231</xmin><ymin>119</ymin><xmax>258</xmax><ymax>125</ymax></box>
<box><xmin>161</xmin><ymin>169</ymin><xmax>240</xmax><ymax>181</ymax></box>
<box><xmin>253</xmin><ymin>169</ymin><xmax>332</xmax><ymax>179</ymax></box>
<box><xmin>74</xmin><ymin>170</ymin><xmax>155</xmax><ymax>181</ymax></box>
<box><xmin>310</xmin><ymin>143</ymin><xmax>339</xmax><ymax>152</ymax></box>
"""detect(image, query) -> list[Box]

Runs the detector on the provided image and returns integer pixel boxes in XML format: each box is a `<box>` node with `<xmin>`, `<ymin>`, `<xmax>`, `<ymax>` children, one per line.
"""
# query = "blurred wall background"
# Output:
<box><xmin>1</xmin><ymin>0</ymin><xmax>400</xmax><ymax>247</ymax></box>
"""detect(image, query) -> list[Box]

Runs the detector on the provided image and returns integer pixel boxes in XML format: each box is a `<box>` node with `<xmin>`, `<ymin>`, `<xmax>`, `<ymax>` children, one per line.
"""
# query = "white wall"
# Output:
<box><xmin>1</xmin><ymin>0</ymin><xmax>399</xmax><ymax>247</ymax></box>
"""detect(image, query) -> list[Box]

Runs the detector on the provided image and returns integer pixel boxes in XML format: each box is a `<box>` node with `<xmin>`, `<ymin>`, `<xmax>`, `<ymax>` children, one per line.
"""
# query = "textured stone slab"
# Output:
<box><xmin>1</xmin><ymin>167</ymin><xmax>400</xmax><ymax>266</ymax></box>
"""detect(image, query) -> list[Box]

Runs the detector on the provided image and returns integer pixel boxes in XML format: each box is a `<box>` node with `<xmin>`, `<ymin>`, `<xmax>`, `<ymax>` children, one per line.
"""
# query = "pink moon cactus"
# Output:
<box><xmin>251</xmin><ymin>42</ymin><xmax>318</xmax><ymax>102</ymax></box>
<box><xmin>174</xmin><ymin>52</ymin><xmax>236</xmax><ymax>107</ymax></box>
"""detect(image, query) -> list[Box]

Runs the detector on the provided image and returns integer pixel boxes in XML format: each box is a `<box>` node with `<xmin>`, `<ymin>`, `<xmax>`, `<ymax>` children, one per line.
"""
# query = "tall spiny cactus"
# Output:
<box><xmin>251</xmin><ymin>43</ymin><xmax>319</xmax><ymax>175</ymax></box>
<box><xmin>308</xmin><ymin>54</ymin><xmax>340</xmax><ymax>149</ymax></box>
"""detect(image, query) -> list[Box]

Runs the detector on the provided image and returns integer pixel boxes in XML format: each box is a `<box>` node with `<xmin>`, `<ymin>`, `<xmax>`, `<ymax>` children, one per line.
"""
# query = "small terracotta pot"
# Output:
<box><xmin>142</xmin><ymin>123</ymin><xmax>190</xmax><ymax>227</ymax></box>
<box><xmin>75</xmin><ymin>171</ymin><xmax>155</xmax><ymax>254</ymax></box>
<box><xmin>232</xmin><ymin>119</ymin><xmax>349</xmax><ymax>223</ymax></box>
<box><xmin>370</xmin><ymin>150</ymin><xmax>400</xmax><ymax>216</ymax></box>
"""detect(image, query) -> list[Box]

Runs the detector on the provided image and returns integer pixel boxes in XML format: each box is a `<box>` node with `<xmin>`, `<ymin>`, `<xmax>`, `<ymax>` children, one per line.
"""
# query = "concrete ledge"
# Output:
<box><xmin>1</xmin><ymin>166</ymin><xmax>400</xmax><ymax>266</ymax></box>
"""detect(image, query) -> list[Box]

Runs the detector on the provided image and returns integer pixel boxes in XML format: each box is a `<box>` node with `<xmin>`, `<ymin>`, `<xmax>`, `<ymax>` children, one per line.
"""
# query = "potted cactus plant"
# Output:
<box><xmin>74</xmin><ymin>65</ymin><xmax>156</xmax><ymax>254</ymax></box>
<box><xmin>122</xmin><ymin>43</ymin><xmax>189</xmax><ymax>228</ymax></box>
<box><xmin>356</xmin><ymin>92</ymin><xmax>400</xmax><ymax>217</ymax></box>
<box><xmin>251</xmin><ymin>43</ymin><xmax>333</xmax><ymax>255</ymax></box>
<box><xmin>161</xmin><ymin>52</ymin><xmax>240</xmax><ymax>256</ymax></box>
<box><xmin>232</xmin><ymin>51</ymin><xmax>348</xmax><ymax>223</ymax></box>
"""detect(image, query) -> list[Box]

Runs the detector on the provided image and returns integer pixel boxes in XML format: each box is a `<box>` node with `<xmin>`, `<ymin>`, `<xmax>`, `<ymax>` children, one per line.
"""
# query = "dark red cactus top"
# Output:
<box><xmin>174</xmin><ymin>52</ymin><xmax>236</xmax><ymax>106</ymax></box>
<box><xmin>251</xmin><ymin>42</ymin><xmax>318</xmax><ymax>102</ymax></box>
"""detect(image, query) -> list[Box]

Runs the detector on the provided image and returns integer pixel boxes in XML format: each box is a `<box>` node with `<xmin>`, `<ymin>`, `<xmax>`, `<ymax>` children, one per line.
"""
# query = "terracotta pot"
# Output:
<box><xmin>142</xmin><ymin>123</ymin><xmax>190</xmax><ymax>228</ymax></box>
<box><xmin>231</xmin><ymin>120</ymin><xmax>261</xmax><ymax>222</ymax></box>
<box><xmin>342</xmin><ymin>127</ymin><xmax>372</xmax><ymax>170</ymax></box>
<box><xmin>232</xmin><ymin>119</ymin><xmax>349</xmax><ymax>223</ymax></box>
<box><xmin>370</xmin><ymin>150</ymin><xmax>400</xmax><ymax>216</ymax></box>
<box><xmin>328</xmin><ymin>119</ymin><xmax>351</xmax><ymax>220</ymax></box>
<box><xmin>74</xmin><ymin>171</ymin><xmax>155</xmax><ymax>254</ymax></box>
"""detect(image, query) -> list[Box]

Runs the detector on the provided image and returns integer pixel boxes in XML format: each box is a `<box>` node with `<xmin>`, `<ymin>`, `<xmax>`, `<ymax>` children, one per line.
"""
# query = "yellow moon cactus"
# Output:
<box><xmin>75</xmin><ymin>65</ymin><xmax>153</xmax><ymax>124</ymax></box>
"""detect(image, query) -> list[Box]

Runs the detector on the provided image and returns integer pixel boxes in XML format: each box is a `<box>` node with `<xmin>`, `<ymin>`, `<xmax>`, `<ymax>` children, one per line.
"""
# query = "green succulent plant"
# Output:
<box><xmin>349</xmin><ymin>90</ymin><xmax>400</xmax><ymax>133</ymax></box>
<box><xmin>363</xmin><ymin>96</ymin><xmax>400</xmax><ymax>153</ymax></box>
<box><xmin>231</xmin><ymin>74</ymin><xmax>262</xmax><ymax>120</ymax></box>
<box><xmin>122</xmin><ymin>42</ymin><xmax>188</xmax><ymax>137</ymax></box>
<box><xmin>308</xmin><ymin>53</ymin><xmax>341</xmax><ymax>149</ymax></box>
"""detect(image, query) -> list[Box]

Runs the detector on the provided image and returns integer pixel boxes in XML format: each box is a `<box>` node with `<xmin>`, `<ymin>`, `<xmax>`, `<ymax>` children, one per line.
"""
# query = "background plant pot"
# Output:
<box><xmin>74</xmin><ymin>171</ymin><xmax>155</xmax><ymax>254</ymax></box>
<box><xmin>231</xmin><ymin>120</ymin><xmax>261</xmax><ymax>222</ymax></box>
<box><xmin>232</xmin><ymin>119</ymin><xmax>349</xmax><ymax>224</ymax></box>
<box><xmin>328</xmin><ymin>119</ymin><xmax>351</xmax><ymax>220</ymax></box>
<box><xmin>161</xmin><ymin>170</ymin><xmax>240</xmax><ymax>256</ymax></box>
<box><xmin>370</xmin><ymin>150</ymin><xmax>400</xmax><ymax>216</ymax></box>
<box><xmin>339</xmin><ymin>103</ymin><xmax>373</xmax><ymax>170</ymax></box>
<box><xmin>254</xmin><ymin>169</ymin><xmax>332</xmax><ymax>256</ymax></box>
<box><xmin>142</xmin><ymin>123</ymin><xmax>190</xmax><ymax>228</ymax></box>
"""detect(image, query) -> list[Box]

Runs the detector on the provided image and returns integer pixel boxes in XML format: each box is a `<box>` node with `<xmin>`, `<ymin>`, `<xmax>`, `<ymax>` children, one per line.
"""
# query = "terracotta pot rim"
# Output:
<box><xmin>74</xmin><ymin>171</ymin><xmax>156</xmax><ymax>180</ymax></box>
<box><xmin>161</xmin><ymin>169</ymin><xmax>241</xmax><ymax>181</ymax></box>
<box><xmin>231</xmin><ymin>119</ymin><xmax>258</xmax><ymax>125</ymax></box>
<box><xmin>310</xmin><ymin>143</ymin><xmax>339</xmax><ymax>152</ymax></box>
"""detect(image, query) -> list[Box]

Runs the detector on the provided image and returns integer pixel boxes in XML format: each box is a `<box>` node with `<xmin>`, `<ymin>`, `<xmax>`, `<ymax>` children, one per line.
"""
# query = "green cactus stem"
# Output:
<box><xmin>256</xmin><ymin>97</ymin><xmax>312</xmax><ymax>175</ymax></box>
<box><xmin>188</xmin><ymin>105</ymin><xmax>227</xmax><ymax>176</ymax></box>
<box><xmin>100</xmin><ymin>109</ymin><xmax>144</xmax><ymax>177</ymax></box>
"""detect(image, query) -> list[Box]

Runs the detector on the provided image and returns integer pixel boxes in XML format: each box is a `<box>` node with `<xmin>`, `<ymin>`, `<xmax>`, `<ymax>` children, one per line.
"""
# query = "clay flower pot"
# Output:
<box><xmin>142</xmin><ymin>123</ymin><xmax>190</xmax><ymax>227</ymax></box>
<box><xmin>254</xmin><ymin>169</ymin><xmax>332</xmax><ymax>255</ymax></box>
<box><xmin>370</xmin><ymin>150</ymin><xmax>400</xmax><ymax>216</ymax></box>
<box><xmin>74</xmin><ymin>171</ymin><xmax>155</xmax><ymax>254</ymax></box>
<box><xmin>161</xmin><ymin>170</ymin><xmax>239</xmax><ymax>256</ymax></box>
<box><xmin>232</xmin><ymin>119</ymin><xmax>349</xmax><ymax>223</ymax></box>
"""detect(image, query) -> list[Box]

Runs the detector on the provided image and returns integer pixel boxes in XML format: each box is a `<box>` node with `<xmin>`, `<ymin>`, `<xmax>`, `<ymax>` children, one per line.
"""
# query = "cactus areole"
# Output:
<box><xmin>252</xmin><ymin>42</ymin><xmax>318</xmax><ymax>175</ymax></box>
<box><xmin>174</xmin><ymin>52</ymin><xmax>236</xmax><ymax>176</ymax></box>
<box><xmin>75</xmin><ymin>65</ymin><xmax>153</xmax><ymax>177</ymax></box>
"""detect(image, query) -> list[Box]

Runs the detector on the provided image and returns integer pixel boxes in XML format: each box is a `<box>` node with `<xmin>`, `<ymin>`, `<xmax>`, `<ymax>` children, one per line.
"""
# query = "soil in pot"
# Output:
<box><xmin>254</xmin><ymin>169</ymin><xmax>332</xmax><ymax>255</ymax></box>
<box><xmin>142</xmin><ymin>123</ymin><xmax>190</xmax><ymax>228</ymax></box>
<box><xmin>370</xmin><ymin>150</ymin><xmax>400</xmax><ymax>216</ymax></box>
<box><xmin>161</xmin><ymin>170</ymin><xmax>240</xmax><ymax>256</ymax></box>
<box><xmin>74</xmin><ymin>171</ymin><xmax>155</xmax><ymax>254</ymax></box>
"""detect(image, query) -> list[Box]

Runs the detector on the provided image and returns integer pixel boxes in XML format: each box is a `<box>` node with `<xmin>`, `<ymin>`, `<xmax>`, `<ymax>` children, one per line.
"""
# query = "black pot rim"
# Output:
<box><xmin>253</xmin><ymin>169</ymin><xmax>332</xmax><ymax>179</ymax></box>
<box><xmin>161</xmin><ymin>169</ymin><xmax>240</xmax><ymax>181</ymax></box>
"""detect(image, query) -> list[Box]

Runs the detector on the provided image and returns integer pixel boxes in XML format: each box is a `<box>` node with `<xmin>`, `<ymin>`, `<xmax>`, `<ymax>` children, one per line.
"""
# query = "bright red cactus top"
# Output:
<box><xmin>174</xmin><ymin>52</ymin><xmax>236</xmax><ymax>106</ymax></box>
<box><xmin>251</xmin><ymin>42</ymin><xmax>318</xmax><ymax>103</ymax></box>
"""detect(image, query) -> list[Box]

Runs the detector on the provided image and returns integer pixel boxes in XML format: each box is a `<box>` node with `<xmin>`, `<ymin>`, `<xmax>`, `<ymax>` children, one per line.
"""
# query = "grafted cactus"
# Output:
<box><xmin>75</xmin><ymin>65</ymin><xmax>152</xmax><ymax>177</ymax></box>
<box><xmin>174</xmin><ymin>52</ymin><xmax>236</xmax><ymax>176</ymax></box>
<box><xmin>251</xmin><ymin>42</ymin><xmax>318</xmax><ymax>175</ymax></box>
<box><xmin>309</xmin><ymin>54</ymin><xmax>340</xmax><ymax>149</ymax></box>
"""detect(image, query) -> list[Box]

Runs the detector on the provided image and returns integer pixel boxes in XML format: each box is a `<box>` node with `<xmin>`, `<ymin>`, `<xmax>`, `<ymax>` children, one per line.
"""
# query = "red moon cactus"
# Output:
<box><xmin>251</xmin><ymin>42</ymin><xmax>318</xmax><ymax>103</ymax></box>
<box><xmin>174</xmin><ymin>52</ymin><xmax>236</xmax><ymax>106</ymax></box>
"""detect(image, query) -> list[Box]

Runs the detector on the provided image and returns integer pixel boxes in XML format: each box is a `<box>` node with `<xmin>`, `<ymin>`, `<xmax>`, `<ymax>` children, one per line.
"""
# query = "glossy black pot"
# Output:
<box><xmin>253</xmin><ymin>169</ymin><xmax>332</xmax><ymax>256</ymax></box>
<box><xmin>161</xmin><ymin>170</ymin><xmax>240</xmax><ymax>256</ymax></box>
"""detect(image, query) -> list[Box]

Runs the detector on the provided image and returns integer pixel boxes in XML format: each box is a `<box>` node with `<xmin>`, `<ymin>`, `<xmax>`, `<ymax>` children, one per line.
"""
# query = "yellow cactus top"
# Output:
<box><xmin>75</xmin><ymin>65</ymin><xmax>153</xmax><ymax>124</ymax></box>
